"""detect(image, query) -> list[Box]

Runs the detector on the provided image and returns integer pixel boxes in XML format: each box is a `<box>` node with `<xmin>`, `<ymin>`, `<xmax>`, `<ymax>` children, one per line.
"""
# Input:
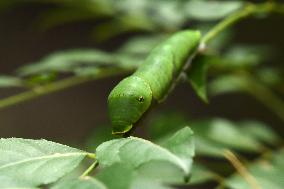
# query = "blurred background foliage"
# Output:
<box><xmin>0</xmin><ymin>0</ymin><xmax>284</xmax><ymax>188</ymax></box>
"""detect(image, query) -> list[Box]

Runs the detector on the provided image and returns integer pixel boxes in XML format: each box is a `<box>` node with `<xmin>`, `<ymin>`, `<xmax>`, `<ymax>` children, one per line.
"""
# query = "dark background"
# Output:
<box><xmin>0</xmin><ymin>3</ymin><xmax>283</xmax><ymax>146</ymax></box>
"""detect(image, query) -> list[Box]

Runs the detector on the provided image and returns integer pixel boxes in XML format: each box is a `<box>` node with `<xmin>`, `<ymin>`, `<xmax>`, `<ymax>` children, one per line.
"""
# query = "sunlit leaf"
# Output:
<box><xmin>0</xmin><ymin>138</ymin><xmax>87</xmax><ymax>188</ymax></box>
<box><xmin>96</xmin><ymin>163</ymin><xmax>176</xmax><ymax>189</ymax></box>
<box><xmin>221</xmin><ymin>46</ymin><xmax>267</xmax><ymax>68</ymax></box>
<box><xmin>110</xmin><ymin>0</ymin><xmax>185</xmax><ymax>30</ymax></box>
<box><xmin>159</xmin><ymin>127</ymin><xmax>195</xmax><ymax>161</ymax></box>
<box><xmin>97</xmin><ymin>163</ymin><xmax>135</xmax><ymax>189</ymax></box>
<box><xmin>111</xmin><ymin>0</ymin><xmax>146</xmax><ymax>11</ymax></box>
<box><xmin>18</xmin><ymin>49</ymin><xmax>115</xmax><ymax>75</ymax></box>
<box><xmin>17</xmin><ymin>49</ymin><xmax>114</xmax><ymax>75</ymax></box>
<box><xmin>17</xmin><ymin>49</ymin><xmax>140</xmax><ymax>76</ymax></box>
<box><xmin>209</xmin><ymin>45</ymin><xmax>269</xmax><ymax>72</ymax></box>
<box><xmin>185</xmin><ymin>0</ymin><xmax>243</xmax><ymax>21</ymax></box>
<box><xmin>192</xmin><ymin>119</ymin><xmax>279</xmax><ymax>157</ymax></box>
<box><xmin>51</xmin><ymin>177</ymin><xmax>107</xmax><ymax>189</ymax></box>
<box><xmin>96</xmin><ymin>127</ymin><xmax>194</xmax><ymax>184</ymax></box>
<box><xmin>147</xmin><ymin>0</ymin><xmax>186</xmax><ymax>29</ymax></box>
<box><xmin>118</xmin><ymin>35</ymin><xmax>167</xmax><ymax>55</ymax></box>
<box><xmin>209</xmin><ymin>75</ymin><xmax>247</xmax><ymax>96</ymax></box>
<box><xmin>112</xmin><ymin>53</ymin><xmax>143</xmax><ymax>69</ymax></box>
<box><xmin>239</xmin><ymin>121</ymin><xmax>280</xmax><ymax>145</ymax></box>
<box><xmin>73</xmin><ymin>67</ymin><xmax>100</xmax><ymax>77</ymax></box>
<box><xmin>0</xmin><ymin>76</ymin><xmax>24</xmax><ymax>88</ymax></box>
<box><xmin>147</xmin><ymin>113</ymin><xmax>279</xmax><ymax>158</ymax></box>
<box><xmin>130</xmin><ymin>177</ymin><xmax>174</xmax><ymax>189</ymax></box>
<box><xmin>191</xmin><ymin>119</ymin><xmax>264</xmax><ymax>153</ymax></box>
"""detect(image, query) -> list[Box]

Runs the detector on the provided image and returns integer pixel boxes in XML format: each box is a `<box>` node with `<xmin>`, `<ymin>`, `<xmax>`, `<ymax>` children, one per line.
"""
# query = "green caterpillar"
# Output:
<box><xmin>108</xmin><ymin>30</ymin><xmax>201</xmax><ymax>135</ymax></box>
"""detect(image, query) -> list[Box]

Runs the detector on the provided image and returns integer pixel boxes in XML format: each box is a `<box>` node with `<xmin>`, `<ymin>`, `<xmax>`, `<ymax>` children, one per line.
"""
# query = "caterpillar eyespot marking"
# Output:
<box><xmin>108</xmin><ymin>30</ymin><xmax>201</xmax><ymax>135</ymax></box>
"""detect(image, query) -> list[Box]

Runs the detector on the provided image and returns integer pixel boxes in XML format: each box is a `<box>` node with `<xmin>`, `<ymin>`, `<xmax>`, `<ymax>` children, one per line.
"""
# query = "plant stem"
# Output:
<box><xmin>80</xmin><ymin>160</ymin><xmax>98</xmax><ymax>178</ymax></box>
<box><xmin>87</xmin><ymin>153</ymin><xmax>96</xmax><ymax>159</ymax></box>
<box><xmin>202</xmin><ymin>1</ymin><xmax>278</xmax><ymax>44</ymax></box>
<box><xmin>202</xmin><ymin>4</ymin><xmax>254</xmax><ymax>44</ymax></box>
<box><xmin>223</xmin><ymin>150</ymin><xmax>261</xmax><ymax>189</ymax></box>
<box><xmin>0</xmin><ymin>76</ymin><xmax>89</xmax><ymax>109</ymax></box>
<box><xmin>0</xmin><ymin>68</ymin><xmax>131</xmax><ymax>110</ymax></box>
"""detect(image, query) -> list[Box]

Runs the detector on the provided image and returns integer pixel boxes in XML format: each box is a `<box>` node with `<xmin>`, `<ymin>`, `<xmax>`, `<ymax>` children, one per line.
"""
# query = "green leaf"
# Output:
<box><xmin>0</xmin><ymin>138</ymin><xmax>87</xmax><ymax>188</ymax></box>
<box><xmin>225</xmin><ymin>149</ymin><xmax>284</xmax><ymax>189</ymax></box>
<box><xmin>97</xmin><ymin>163</ymin><xmax>135</xmax><ymax>189</ymax></box>
<box><xmin>189</xmin><ymin>163</ymin><xmax>216</xmax><ymax>185</ymax></box>
<box><xmin>0</xmin><ymin>187</ymin><xmax>38</xmax><ymax>189</ymax></box>
<box><xmin>185</xmin><ymin>0</ymin><xmax>243</xmax><ymax>21</ymax></box>
<box><xmin>239</xmin><ymin>121</ymin><xmax>280</xmax><ymax>145</ymax></box>
<box><xmin>146</xmin><ymin>113</ymin><xmax>279</xmax><ymax>158</ymax></box>
<box><xmin>130</xmin><ymin>178</ymin><xmax>174</xmax><ymax>189</ymax></box>
<box><xmin>92</xmin><ymin>15</ymin><xmax>156</xmax><ymax>42</ymax></box>
<box><xmin>51</xmin><ymin>177</ymin><xmax>107</xmax><ymax>189</ymax></box>
<box><xmin>0</xmin><ymin>76</ymin><xmax>24</xmax><ymax>88</ymax></box>
<box><xmin>192</xmin><ymin>118</ymin><xmax>279</xmax><ymax>158</ymax></box>
<box><xmin>209</xmin><ymin>75</ymin><xmax>247</xmax><ymax>96</ymax></box>
<box><xmin>149</xmin><ymin>128</ymin><xmax>216</xmax><ymax>185</ymax></box>
<box><xmin>188</xmin><ymin>47</ymin><xmax>266</xmax><ymax>102</ymax></box>
<box><xmin>159</xmin><ymin>127</ymin><xmax>195</xmax><ymax>161</ymax></box>
<box><xmin>17</xmin><ymin>49</ymin><xmax>141</xmax><ymax>77</ymax></box>
<box><xmin>17</xmin><ymin>49</ymin><xmax>118</xmax><ymax>76</ymax></box>
<box><xmin>256</xmin><ymin>68</ymin><xmax>283</xmax><ymax>86</ymax></box>
<box><xmin>109</xmin><ymin>0</ymin><xmax>185</xmax><ymax>31</ymax></box>
<box><xmin>73</xmin><ymin>67</ymin><xmax>100</xmax><ymax>77</ymax></box>
<box><xmin>96</xmin><ymin>127</ymin><xmax>194</xmax><ymax>184</ymax></box>
<box><xmin>113</xmin><ymin>53</ymin><xmax>143</xmax><ymax>69</ymax></box>
<box><xmin>26</xmin><ymin>72</ymin><xmax>57</xmax><ymax>86</ymax></box>
<box><xmin>118</xmin><ymin>35</ymin><xmax>167</xmax><ymax>55</ymax></box>
<box><xmin>187</xmin><ymin>56</ymin><xmax>211</xmax><ymax>103</ymax></box>
<box><xmin>96</xmin><ymin>163</ymin><xmax>175</xmax><ymax>189</ymax></box>
<box><xmin>222</xmin><ymin>46</ymin><xmax>267</xmax><ymax>68</ymax></box>
<box><xmin>146</xmin><ymin>0</ymin><xmax>186</xmax><ymax>29</ymax></box>
<box><xmin>191</xmin><ymin>119</ymin><xmax>264</xmax><ymax>153</ymax></box>
<box><xmin>193</xmin><ymin>135</ymin><xmax>225</xmax><ymax>158</ymax></box>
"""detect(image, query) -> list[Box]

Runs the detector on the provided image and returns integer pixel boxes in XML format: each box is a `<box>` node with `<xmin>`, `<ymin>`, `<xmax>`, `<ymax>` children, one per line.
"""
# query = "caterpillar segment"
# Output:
<box><xmin>108</xmin><ymin>30</ymin><xmax>201</xmax><ymax>135</ymax></box>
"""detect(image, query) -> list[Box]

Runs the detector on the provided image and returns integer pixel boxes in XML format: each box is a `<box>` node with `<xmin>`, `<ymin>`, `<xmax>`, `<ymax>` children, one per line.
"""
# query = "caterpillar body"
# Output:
<box><xmin>108</xmin><ymin>30</ymin><xmax>201</xmax><ymax>135</ymax></box>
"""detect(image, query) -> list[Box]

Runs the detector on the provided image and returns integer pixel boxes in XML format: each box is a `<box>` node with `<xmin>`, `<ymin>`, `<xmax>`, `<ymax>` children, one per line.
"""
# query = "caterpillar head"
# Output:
<box><xmin>108</xmin><ymin>76</ymin><xmax>152</xmax><ymax>135</ymax></box>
